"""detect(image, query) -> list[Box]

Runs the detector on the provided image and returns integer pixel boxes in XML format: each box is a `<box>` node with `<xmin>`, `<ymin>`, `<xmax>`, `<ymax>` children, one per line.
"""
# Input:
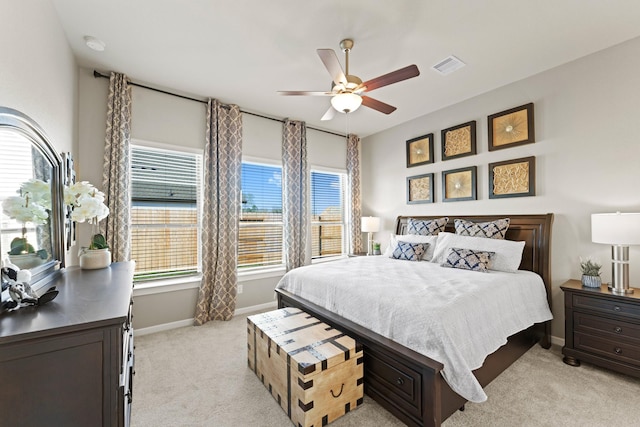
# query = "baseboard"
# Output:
<box><xmin>134</xmin><ymin>301</ymin><xmax>278</xmax><ymax>336</ymax></box>
<box><xmin>550</xmin><ymin>335</ymin><xmax>565</xmax><ymax>347</ymax></box>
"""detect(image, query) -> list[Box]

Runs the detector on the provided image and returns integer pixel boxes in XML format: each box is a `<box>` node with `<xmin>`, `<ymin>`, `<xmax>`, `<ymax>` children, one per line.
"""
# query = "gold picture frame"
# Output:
<box><xmin>406</xmin><ymin>133</ymin><xmax>434</xmax><ymax>167</ymax></box>
<box><xmin>489</xmin><ymin>156</ymin><xmax>535</xmax><ymax>199</ymax></box>
<box><xmin>441</xmin><ymin>121</ymin><xmax>476</xmax><ymax>160</ymax></box>
<box><xmin>442</xmin><ymin>166</ymin><xmax>477</xmax><ymax>202</ymax></box>
<box><xmin>407</xmin><ymin>173</ymin><xmax>434</xmax><ymax>204</ymax></box>
<box><xmin>488</xmin><ymin>103</ymin><xmax>535</xmax><ymax>151</ymax></box>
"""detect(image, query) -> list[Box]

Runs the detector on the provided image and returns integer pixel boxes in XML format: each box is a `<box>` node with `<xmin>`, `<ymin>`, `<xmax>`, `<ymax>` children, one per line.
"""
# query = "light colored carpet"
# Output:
<box><xmin>131</xmin><ymin>311</ymin><xmax>640</xmax><ymax>427</ymax></box>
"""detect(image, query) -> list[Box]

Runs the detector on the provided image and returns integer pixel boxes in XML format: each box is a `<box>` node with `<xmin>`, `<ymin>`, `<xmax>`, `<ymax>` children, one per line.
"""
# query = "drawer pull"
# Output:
<box><xmin>614</xmin><ymin>347</ymin><xmax>622</xmax><ymax>355</ymax></box>
<box><xmin>330</xmin><ymin>384</ymin><xmax>344</xmax><ymax>398</ymax></box>
<box><xmin>614</xmin><ymin>305</ymin><xmax>621</xmax><ymax>312</ymax></box>
<box><xmin>396</xmin><ymin>377</ymin><xmax>404</xmax><ymax>386</ymax></box>
<box><xmin>614</xmin><ymin>326</ymin><xmax>622</xmax><ymax>333</ymax></box>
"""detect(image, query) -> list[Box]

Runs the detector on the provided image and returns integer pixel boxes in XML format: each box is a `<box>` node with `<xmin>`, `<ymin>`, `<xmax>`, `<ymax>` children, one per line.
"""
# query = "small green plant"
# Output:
<box><xmin>89</xmin><ymin>233</ymin><xmax>109</xmax><ymax>250</ymax></box>
<box><xmin>580</xmin><ymin>257</ymin><xmax>601</xmax><ymax>277</ymax></box>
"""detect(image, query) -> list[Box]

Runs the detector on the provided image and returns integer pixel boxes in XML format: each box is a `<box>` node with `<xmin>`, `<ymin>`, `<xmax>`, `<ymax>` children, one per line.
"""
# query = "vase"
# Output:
<box><xmin>581</xmin><ymin>274</ymin><xmax>602</xmax><ymax>288</ymax></box>
<box><xmin>79</xmin><ymin>248</ymin><xmax>112</xmax><ymax>270</ymax></box>
<box><xmin>9</xmin><ymin>253</ymin><xmax>46</xmax><ymax>270</ymax></box>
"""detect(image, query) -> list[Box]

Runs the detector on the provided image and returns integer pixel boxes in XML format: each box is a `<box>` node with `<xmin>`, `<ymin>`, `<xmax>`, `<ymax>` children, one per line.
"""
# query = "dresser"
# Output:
<box><xmin>561</xmin><ymin>279</ymin><xmax>640</xmax><ymax>378</ymax></box>
<box><xmin>0</xmin><ymin>262</ymin><xmax>135</xmax><ymax>427</ymax></box>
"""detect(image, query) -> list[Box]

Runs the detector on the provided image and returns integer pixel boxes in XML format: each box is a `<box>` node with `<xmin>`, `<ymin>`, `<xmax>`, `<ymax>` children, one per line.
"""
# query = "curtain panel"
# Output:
<box><xmin>102</xmin><ymin>72</ymin><xmax>132</xmax><ymax>262</ymax></box>
<box><xmin>282</xmin><ymin>119</ymin><xmax>308</xmax><ymax>271</ymax></box>
<box><xmin>347</xmin><ymin>133</ymin><xmax>363</xmax><ymax>254</ymax></box>
<box><xmin>195</xmin><ymin>99</ymin><xmax>242</xmax><ymax>324</ymax></box>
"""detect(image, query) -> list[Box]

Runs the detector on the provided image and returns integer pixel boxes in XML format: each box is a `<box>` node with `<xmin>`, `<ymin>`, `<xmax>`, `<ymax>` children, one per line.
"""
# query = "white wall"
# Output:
<box><xmin>361</xmin><ymin>36</ymin><xmax>640</xmax><ymax>340</ymax></box>
<box><xmin>1</xmin><ymin>0</ymin><xmax>77</xmax><ymax>262</ymax></box>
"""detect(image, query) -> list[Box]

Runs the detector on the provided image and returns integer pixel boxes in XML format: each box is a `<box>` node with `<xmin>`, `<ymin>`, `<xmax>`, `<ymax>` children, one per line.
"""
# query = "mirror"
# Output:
<box><xmin>0</xmin><ymin>107</ymin><xmax>65</xmax><ymax>291</ymax></box>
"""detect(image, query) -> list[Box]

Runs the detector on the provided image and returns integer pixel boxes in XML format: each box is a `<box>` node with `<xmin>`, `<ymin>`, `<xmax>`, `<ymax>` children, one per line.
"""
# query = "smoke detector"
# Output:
<box><xmin>84</xmin><ymin>36</ymin><xmax>106</xmax><ymax>52</ymax></box>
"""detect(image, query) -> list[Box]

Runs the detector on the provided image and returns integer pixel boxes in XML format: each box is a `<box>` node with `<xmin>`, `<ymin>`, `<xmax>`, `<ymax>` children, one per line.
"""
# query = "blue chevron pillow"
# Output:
<box><xmin>391</xmin><ymin>241</ymin><xmax>428</xmax><ymax>261</ymax></box>
<box><xmin>407</xmin><ymin>217</ymin><xmax>449</xmax><ymax>236</ymax></box>
<box><xmin>454</xmin><ymin>218</ymin><xmax>510</xmax><ymax>239</ymax></box>
<box><xmin>441</xmin><ymin>247</ymin><xmax>495</xmax><ymax>272</ymax></box>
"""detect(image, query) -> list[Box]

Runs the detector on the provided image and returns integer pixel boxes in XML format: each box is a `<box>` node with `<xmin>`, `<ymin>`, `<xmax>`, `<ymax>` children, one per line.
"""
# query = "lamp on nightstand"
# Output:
<box><xmin>591</xmin><ymin>212</ymin><xmax>640</xmax><ymax>295</ymax></box>
<box><xmin>361</xmin><ymin>216</ymin><xmax>380</xmax><ymax>256</ymax></box>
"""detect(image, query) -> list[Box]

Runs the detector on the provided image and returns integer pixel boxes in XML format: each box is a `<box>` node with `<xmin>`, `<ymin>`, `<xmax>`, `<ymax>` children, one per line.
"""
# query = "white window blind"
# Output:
<box><xmin>130</xmin><ymin>145</ymin><xmax>201</xmax><ymax>281</ymax></box>
<box><xmin>239</xmin><ymin>162</ymin><xmax>283</xmax><ymax>269</ymax></box>
<box><xmin>310</xmin><ymin>170</ymin><xmax>346</xmax><ymax>259</ymax></box>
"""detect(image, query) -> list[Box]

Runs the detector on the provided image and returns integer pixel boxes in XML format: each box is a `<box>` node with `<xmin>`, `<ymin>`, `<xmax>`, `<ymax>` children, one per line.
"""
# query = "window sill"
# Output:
<box><xmin>133</xmin><ymin>274</ymin><xmax>201</xmax><ymax>296</ymax></box>
<box><xmin>238</xmin><ymin>266</ymin><xmax>286</xmax><ymax>282</ymax></box>
<box><xmin>311</xmin><ymin>255</ymin><xmax>348</xmax><ymax>264</ymax></box>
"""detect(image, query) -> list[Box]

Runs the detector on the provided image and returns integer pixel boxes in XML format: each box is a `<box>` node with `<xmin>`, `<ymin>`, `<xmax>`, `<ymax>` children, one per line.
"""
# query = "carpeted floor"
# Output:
<box><xmin>131</xmin><ymin>311</ymin><xmax>640</xmax><ymax>427</ymax></box>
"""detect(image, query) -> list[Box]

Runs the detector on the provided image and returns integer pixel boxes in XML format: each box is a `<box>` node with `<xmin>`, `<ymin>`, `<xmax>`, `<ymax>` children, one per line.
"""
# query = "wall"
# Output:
<box><xmin>0</xmin><ymin>0</ymin><xmax>77</xmax><ymax>261</ymax></box>
<box><xmin>361</xmin><ymin>36</ymin><xmax>640</xmax><ymax>342</ymax></box>
<box><xmin>77</xmin><ymin>70</ymin><xmax>347</xmax><ymax>330</ymax></box>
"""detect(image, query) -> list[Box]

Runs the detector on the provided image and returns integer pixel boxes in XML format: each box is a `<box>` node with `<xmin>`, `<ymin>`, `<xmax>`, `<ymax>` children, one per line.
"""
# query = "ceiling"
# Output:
<box><xmin>51</xmin><ymin>0</ymin><xmax>640</xmax><ymax>137</ymax></box>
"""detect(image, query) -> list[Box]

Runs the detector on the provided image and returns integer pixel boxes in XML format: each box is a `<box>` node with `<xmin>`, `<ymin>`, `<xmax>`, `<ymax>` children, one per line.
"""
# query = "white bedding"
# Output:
<box><xmin>275</xmin><ymin>256</ymin><xmax>553</xmax><ymax>403</ymax></box>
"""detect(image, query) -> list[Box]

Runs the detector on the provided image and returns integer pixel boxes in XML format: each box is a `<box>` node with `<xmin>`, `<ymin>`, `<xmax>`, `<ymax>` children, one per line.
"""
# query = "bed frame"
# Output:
<box><xmin>276</xmin><ymin>214</ymin><xmax>553</xmax><ymax>427</ymax></box>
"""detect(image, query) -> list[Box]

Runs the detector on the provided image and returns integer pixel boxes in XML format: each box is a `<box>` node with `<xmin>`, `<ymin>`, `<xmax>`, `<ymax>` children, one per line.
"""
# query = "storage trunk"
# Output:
<box><xmin>247</xmin><ymin>307</ymin><xmax>364</xmax><ymax>427</ymax></box>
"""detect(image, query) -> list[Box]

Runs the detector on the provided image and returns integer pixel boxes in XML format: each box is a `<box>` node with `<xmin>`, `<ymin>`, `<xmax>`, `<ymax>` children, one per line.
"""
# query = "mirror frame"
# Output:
<box><xmin>0</xmin><ymin>107</ymin><xmax>65</xmax><ymax>291</ymax></box>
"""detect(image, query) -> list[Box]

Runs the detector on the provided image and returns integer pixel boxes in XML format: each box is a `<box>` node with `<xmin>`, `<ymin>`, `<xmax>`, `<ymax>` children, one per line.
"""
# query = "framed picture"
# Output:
<box><xmin>441</xmin><ymin>121</ymin><xmax>476</xmax><ymax>160</ymax></box>
<box><xmin>488</xmin><ymin>103</ymin><xmax>535</xmax><ymax>151</ymax></box>
<box><xmin>61</xmin><ymin>151</ymin><xmax>76</xmax><ymax>250</ymax></box>
<box><xmin>489</xmin><ymin>156</ymin><xmax>535</xmax><ymax>199</ymax></box>
<box><xmin>406</xmin><ymin>133</ymin><xmax>434</xmax><ymax>167</ymax></box>
<box><xmin>442</xmin><ymin>166</ymin><xmax>477</xmax><ymax>202</ymax></box>
<box><xmin>407</xmin><ymin>173</ymin><xmax>434</xmax><ymax>204</ymax></box>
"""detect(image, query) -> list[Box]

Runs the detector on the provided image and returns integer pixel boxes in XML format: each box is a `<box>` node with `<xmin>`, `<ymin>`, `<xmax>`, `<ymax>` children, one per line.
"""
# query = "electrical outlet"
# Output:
<box><xmin>238</xmin><ymin>284</ymin><xmax>244</xmax><ymax>294</ymax></box>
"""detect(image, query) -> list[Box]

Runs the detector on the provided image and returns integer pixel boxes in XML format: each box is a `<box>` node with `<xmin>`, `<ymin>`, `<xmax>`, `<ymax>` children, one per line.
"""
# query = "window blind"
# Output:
<box><xmin>310</xmin><ymin>171</ymin><xmax>345</xmax><ymax>259</ymax></box>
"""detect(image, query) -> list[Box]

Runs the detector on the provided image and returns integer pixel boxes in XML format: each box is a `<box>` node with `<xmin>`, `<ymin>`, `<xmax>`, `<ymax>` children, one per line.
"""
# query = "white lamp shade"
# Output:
<box><xmin>591</xmin><ymin>212</ymin><xmax>640</xmax><ymax>245</ymax></box>
<box><xmin>361</xmin><ymin>216</ymin><xmax>380</xmax><ymax>233</ymax></box>
<box><xmin>331</xmin><ymin>93</ymin><xmax>362</xmax><ymax>114</ymax></box>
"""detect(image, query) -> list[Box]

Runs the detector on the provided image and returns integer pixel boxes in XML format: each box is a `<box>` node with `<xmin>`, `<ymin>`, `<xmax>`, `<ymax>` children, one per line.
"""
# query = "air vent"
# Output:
<box><xmin>432</xmin><ymin>55</ymin><xmax>465</xmax><ymax>75</ymax></box>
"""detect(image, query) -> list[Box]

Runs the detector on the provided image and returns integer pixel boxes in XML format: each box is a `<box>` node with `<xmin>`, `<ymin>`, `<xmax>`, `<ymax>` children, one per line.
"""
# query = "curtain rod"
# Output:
<box><xmin>93</xmin><ymin>70</ymin><xmax>346</xmax><ymax>138</ymax></box>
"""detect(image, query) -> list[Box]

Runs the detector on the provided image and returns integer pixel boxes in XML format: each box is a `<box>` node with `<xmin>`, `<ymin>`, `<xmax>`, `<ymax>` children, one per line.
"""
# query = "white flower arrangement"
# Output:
<box><xmin>64</xmin><ymin>181</ymin><xmax>110</xmax><ymax>249</ymax></box>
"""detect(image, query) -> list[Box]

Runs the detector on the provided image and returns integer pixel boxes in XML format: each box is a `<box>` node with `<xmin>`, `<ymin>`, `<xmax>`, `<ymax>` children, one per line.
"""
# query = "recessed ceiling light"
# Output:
<box><xmin>84</xmin><ymin>36</ymin><xmax>106</xmax><ymax>52</ymax></box>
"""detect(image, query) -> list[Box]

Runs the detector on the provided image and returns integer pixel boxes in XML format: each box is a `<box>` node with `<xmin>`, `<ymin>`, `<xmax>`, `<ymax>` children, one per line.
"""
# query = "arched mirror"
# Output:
<box><xmin>0</xmin><ymin>107</ymin><xmax>65</xmax><ymax>291</ymax></box>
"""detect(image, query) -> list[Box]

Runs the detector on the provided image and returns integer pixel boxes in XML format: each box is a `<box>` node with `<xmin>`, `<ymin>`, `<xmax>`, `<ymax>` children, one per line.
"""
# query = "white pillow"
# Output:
<box><xmin>384</xmin><ymin>234</ymin><xmax>439</xmax><ymax>261</ymax></box>
<box><xmin>430</xmin><ymin>232</ymin><xmax>525</xmax><ymax>272</ymax></box>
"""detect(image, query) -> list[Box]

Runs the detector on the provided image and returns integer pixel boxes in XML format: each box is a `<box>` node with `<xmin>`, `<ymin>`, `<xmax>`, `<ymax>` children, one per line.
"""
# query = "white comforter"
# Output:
<box><xmin>275</xmin><ymin>256</ymin><xmax>553</xmax><ymax>403</ymax></box>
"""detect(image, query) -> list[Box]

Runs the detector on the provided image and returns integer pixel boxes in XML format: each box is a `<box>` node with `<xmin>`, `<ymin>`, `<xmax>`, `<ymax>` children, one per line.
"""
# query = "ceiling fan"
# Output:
<box><xmin>278</xmin><ymin>39</ymin><xmax>420</xmax><ymax>121</ymax></box>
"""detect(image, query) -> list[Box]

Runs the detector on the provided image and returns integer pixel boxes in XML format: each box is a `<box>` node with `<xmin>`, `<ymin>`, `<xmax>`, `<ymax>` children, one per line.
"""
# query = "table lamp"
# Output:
<box><xmin>591</xmin><ymin>212</ymin><xmax>640</xmax><ymax>295</ymax></box>
<box><xmin>361</xmin><ymin>216</ymin><xmax>380</xmax><ymax>256</ymax></box>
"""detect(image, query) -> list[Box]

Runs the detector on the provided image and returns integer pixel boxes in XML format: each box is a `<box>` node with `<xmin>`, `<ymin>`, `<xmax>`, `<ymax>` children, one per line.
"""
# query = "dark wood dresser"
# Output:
<box><xmin>0</xmin><ymin>261</ymin><xmax>135</xmax><ymax>427</ymax></box>
<box><xmin>561</xmin><ymin>279</ymin><xmax>640</xmax><ymax>378</ymax></box>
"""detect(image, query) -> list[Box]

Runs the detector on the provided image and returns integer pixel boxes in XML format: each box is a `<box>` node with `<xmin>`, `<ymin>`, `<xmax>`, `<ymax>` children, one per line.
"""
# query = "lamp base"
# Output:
<box><xmin>608</xmin><ymin>285</ymin><xmax>635</xmax><ymax>295</ymax></box>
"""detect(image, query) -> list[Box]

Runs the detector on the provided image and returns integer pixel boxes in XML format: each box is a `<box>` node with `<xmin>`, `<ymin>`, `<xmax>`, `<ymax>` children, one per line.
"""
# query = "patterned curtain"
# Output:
<box><xmin>194</xmin><ymin>99</ymin><xmax>242</xmax><ymax>324</ymax></box>
<box><xmin>102</xmin><ymin>72</ymin><xmax>132</xmax><ymax>262</ymax></box>
<box><xmin>347</xmin><ymin>133</ymin><xmax>363</xmax><ymax>254</ymax></box>
<box><xmin>282</xmin><ymin>119</ymin><xmax>308</xmax><ymax>271</ymax></box>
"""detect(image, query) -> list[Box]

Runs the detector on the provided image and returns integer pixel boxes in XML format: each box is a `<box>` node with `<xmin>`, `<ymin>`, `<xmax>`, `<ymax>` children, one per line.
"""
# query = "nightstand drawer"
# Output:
<box><xmin>575</xmin><ymin>332</ymin><xmax>640</xmax><ymax>367</ymax></box>
<box><xmin>573</xmin><ymin>294</ymin><xmax>640</xmax><ymax>321</ymax></box>
<box><xmin>574</xmin><ymin>312</ymin><xmax>640</xmax><ymax>343</ymax></box>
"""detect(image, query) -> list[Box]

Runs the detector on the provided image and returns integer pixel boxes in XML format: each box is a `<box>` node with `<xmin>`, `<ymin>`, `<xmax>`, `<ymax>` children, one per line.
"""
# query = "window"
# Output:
<box><xmin>239</xmin><ymin>162</ymin><xmax>283</xmax><ymax>269</ymax></box>
<box><xmin>310</xmin><ymin>170</ymin><xmax>347</xmax><ymax>259</ymax></box>
<box><xmin>130</xmin><ymin>145</ymin><xmax>202</xmax><ymax>281</ymax></box>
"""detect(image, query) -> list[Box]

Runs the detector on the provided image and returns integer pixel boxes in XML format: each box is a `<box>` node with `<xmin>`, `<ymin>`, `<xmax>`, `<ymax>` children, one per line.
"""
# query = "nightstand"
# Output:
<box><xmin>561</xmin><ymin>279</ymin><xmax>640</xmax><ymax>379</ymax></box>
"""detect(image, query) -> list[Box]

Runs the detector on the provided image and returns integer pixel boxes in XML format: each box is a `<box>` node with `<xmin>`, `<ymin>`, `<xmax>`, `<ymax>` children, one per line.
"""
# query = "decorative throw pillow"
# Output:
<box><xmin>454</xmin><ymin>218</ymin><xmax>510</xmax><ymax>239</ymax></box>
<box><xmin>384</xmin><ymin>234</ymin><xmax>438</xmax><ymax>261</ymax></box>
<box><xmin>407</xmin><ymin>217</ymin><xmax>449</xmax><ymax>236</ymax></box>
<box><xmin>391</xmin><ymin>241</ymin><xmax>428</xmax><ymax>261</ymax></box>
<box><xmin>441</xmin><ymin>248</ymin><xmax>494</xmax><ymax>272</ymax></box>
<box><xmin>431</xmin><ymin>232</ymin><xmax>525</xmax><ymax>272</ymax></box>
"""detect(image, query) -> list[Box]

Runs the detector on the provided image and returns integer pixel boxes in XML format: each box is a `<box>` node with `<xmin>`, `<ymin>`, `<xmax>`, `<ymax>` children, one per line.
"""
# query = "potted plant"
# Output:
<box><xmin>580</xmin><ymin>257</ymin><xmax>602</xmax><ymax>288</ymax></box>
<box><xmin>64</xmin><ymin>181</ymin><xmax>111</xmax><ymax>269</ymax></box>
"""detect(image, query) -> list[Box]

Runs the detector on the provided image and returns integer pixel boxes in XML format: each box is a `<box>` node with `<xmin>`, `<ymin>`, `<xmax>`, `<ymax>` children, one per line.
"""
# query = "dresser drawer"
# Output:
<box><xmin>574</xmin><ymin>312</ymin><xmax>640</xmax><ymax>343</ymax></box>
<box><xmin>573</xmin><ymin>294</ymin><xmax>640</xmax><ymax>321</ymax></box>
<box><xmin>575</xmin><ymin>332</ymin><xmax>640</xmax><ymax>367</ymax></box>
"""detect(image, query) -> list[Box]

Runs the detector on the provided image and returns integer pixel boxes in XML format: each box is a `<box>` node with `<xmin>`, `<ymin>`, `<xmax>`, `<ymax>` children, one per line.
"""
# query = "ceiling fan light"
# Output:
<box><xmin>331</xmin><ymin>92</ymin><xmax>362</xmax><ymax>114</ymax></box>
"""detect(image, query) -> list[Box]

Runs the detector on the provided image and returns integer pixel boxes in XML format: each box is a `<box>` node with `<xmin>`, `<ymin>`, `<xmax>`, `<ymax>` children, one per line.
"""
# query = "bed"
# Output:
<box><xmin>275</xmin><ymin>214</ymin><xmax>553</xmax><ymax>427</ymax></box>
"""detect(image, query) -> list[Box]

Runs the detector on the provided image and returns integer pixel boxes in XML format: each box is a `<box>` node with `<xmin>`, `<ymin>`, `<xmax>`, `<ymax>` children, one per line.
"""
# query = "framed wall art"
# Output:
<box><xmin>406</xmin><ymin>133</ymin><xmax>434</xmax><ymax>167</ymax></box>
<box><xmin>489</xmin><ymin>156</ymin><xmax>535</xmax><ymax>199</ymax></box>
<box><xmin>442</xmin><ymin>166</ymin><xmax>477</xmax><ymax>202</ymax></box>
<box><xmin>61</xmin><ymin>151</ymin><xmax>76</xmax><ymax>250</ymax></box>
<box><xmin>488</xmin><ymin>103</ymin><xmax>535</xmax><ymax>151</ymax></box>
<box><xmin>441</xmin><ymin>121</ymin><xmax>476</xmax><ymax>161</ymax></box>
<box><xmin>407</xmin><ymin>173</ymin><xmax>434</xmax><ymax>204</ymax></box>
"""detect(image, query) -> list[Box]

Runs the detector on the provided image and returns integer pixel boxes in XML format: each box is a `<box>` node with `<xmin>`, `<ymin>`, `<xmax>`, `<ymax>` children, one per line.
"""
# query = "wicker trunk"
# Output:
<box><xmin>247</xmin><ymin>308</ymin><xmax>364</xmax><ymax>427</ymax></box>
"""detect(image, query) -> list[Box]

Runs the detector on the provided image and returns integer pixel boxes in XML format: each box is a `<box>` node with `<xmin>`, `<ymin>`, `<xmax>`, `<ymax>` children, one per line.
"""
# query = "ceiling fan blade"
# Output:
<box><xmin>277</xmin><ymin>91</ymin><xmax>333</xmax><ymax>96</ymax></box>
<box><xmin>360</xmin><ymin>64</ymin><xmax>420</xmax><ymax>92</ymax></box>
<box><xmin>317</xmin><ymin>49</ymin><xmax>347</xmax><ymax>85</ymax></box>
<box><xmin>321</xmin><ymin>106</ymin><xmax>336</xmax><ymax>121</ymax></box>
<box><xmin>361</xmin><ymin>96</ymin><xmax>397</xmax><ymax>115</ymax></box>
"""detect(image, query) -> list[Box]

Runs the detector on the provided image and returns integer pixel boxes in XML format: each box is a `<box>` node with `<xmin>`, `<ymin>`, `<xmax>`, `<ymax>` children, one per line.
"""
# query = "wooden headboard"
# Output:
<box><xmin>396</xmin><ymin>214</ymin><xmax>554</xmax><ymax>305</ymax></box>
